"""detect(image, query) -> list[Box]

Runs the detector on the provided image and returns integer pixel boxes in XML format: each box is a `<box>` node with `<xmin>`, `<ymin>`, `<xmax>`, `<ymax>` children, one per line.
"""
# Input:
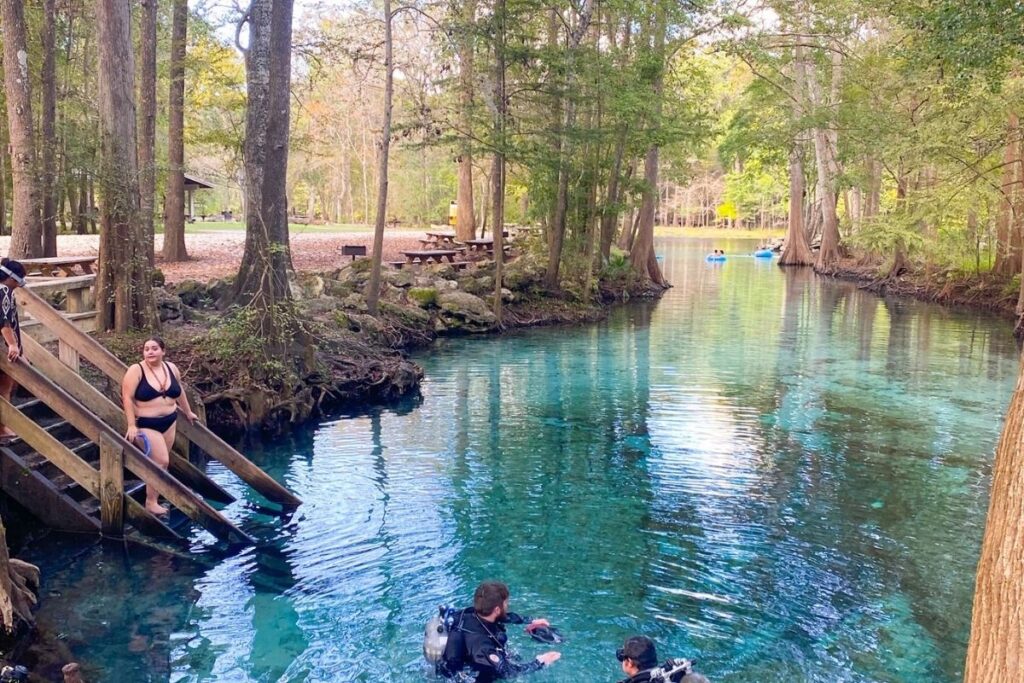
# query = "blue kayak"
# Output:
<box><xmin>706</xmin><ymin>254</ymin><xmax>726</xmax><ymax>262</ymax></box>
<box><xmin>754</xmin><ymin>249</ymin><xmax>774</xmax><ymax>258</ymax></box>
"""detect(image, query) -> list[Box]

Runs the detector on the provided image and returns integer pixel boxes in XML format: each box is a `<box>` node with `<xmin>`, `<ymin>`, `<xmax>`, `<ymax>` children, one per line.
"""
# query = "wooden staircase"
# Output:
<box><xmin>0</xmin><ymin>283</ymin><xmax>302</xmax><ymax>550</ymax></box>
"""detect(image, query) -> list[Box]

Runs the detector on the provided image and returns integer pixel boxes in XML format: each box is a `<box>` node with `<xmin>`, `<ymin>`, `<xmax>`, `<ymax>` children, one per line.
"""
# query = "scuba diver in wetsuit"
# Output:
<box><xmin>438</xmin><ymin>581</ymin><xmax>561</xmax><ymax>681</ymax></box>
<box><xmin>616</xmin><ymin>636</ymin><xmax>709</xmax><ymax>683</ymax></box>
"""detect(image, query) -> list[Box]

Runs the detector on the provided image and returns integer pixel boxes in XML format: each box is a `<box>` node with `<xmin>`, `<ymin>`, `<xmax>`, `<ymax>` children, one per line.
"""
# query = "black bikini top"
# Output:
<box><xmin>134</xmin><ymin>362</ymin><xmax>182</xmax><ymax>402</ymax></box>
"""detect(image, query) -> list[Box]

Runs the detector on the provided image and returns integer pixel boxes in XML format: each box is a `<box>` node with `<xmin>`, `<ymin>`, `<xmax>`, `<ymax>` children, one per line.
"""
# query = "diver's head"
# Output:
<box><xmin>473</xmin><ymin>581</ymin><xmax>510</xmax><ymax>622</ymax></box>
<box><xmin>617</xmin><ymin>636</ymin><xmax>657</xmax><ymax>676</ymax></box>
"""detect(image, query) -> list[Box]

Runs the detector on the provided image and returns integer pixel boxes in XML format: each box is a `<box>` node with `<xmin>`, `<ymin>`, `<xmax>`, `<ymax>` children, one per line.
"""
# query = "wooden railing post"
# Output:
<box><xmin>58</xmin><ymin>341</ymin><xmax>80</xmax><ymax>373</ymax></box>
<box><xmin>99</xmin><ymin>433</ymin><xmax>124</xmax><ymax>538</ymax></box>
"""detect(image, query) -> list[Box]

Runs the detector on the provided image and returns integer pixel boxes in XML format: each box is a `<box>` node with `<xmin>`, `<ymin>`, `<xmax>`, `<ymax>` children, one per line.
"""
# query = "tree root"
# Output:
<box><xmin>0</xmin><ymin>519</ymin><xmax>39</xmax><ymax>634</ymax></box>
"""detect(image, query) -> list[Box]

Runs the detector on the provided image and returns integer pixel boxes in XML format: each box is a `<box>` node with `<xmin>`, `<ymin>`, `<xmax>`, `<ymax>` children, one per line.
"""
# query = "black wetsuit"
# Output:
<box><xmin>619</xmin><ymin>672</ymin><xmax>657</xmax><ymax>683</ymax></box>
<box><xmin>439</xmin><ymin>608</ymin><xmax>544</xmax><ymax>682</ymax></box>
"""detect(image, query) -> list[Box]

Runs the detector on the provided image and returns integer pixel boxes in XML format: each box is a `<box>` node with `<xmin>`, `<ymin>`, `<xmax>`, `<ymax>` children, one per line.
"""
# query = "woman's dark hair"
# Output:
<box><xmin>0</xmin><ymin>258</ymin><xmax>26</xmax><ymax>281</ymax></box>
<box><xmin>473</xmin><ymin>581</ymin><xmax>510</xmax><ymax>615</ymax></box>
<box><xmin>143</xmin><ymin>336</ymin><xmax>166</xmax><ymax>351</ymax></box>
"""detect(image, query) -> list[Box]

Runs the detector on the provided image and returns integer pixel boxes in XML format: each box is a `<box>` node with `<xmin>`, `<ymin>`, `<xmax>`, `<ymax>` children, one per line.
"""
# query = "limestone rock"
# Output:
<box><xmin>324</xmin><ymin>279</ymin><xmax>355</xmax><ymax>298</ymax></box>
<box><xmin>175</xmin><ymin>279</ymin><xmax>211</xmax><ymax>308</ymax></box>
<box><xmin>408</xmin><ymin>287</ymin><xmax>439</xmax><ymax>307</ymax></box>
<box><xmin>380</xmin><ymin>301</ymin><xmax>431</xmax><ymax>325</ymax></box>
<box><xmin>384</xmin><ymin>269</ymin><xmax>416</xmax><ymax>288</ymax></box>
<box><xmin>154</xmin><ymin>289</ymin><xmax>184</xmax><ymax>324</ymax></box>
<box><xmin>292</xmin><ymin>273</ymin><xmax>325</xmax><ymax>299</ymax></box>
<box><xmin>437</xmin><ymin>290</ymin><xmax>497</xmax><ymax>332</ymax></box>
<box><xmin>341</xmin><ymin>293</ymin><xmax>368</xmax><ymax>312</ymax></box>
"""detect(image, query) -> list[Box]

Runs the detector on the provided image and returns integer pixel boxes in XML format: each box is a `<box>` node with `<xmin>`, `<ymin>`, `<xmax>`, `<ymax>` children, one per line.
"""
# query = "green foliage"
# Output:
<box><xmin>206</xmin><ymin>304</ymin><xmax>312</xmax><ymax>388</ymax></box>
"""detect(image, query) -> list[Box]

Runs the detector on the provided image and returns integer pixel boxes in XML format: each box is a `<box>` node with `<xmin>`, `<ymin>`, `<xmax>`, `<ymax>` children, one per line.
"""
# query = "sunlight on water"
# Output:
<box><xmin>22</xmin><ymin>238</ymin><xmax>1019</xmax><ymax>682</ymax></box>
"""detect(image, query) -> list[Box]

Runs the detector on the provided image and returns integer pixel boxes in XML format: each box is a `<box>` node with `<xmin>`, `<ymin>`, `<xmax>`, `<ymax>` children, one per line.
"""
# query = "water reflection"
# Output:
<box><xmin>20</xmin><ymin>238</ymin><xmax>1020</xmax><ymax>683</ymax></box>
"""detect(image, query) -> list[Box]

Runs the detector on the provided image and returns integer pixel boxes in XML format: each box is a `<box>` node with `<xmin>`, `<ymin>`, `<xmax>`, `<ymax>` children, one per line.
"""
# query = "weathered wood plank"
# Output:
<box><xmin>98</xmin><ymin>433</ymin><xmax>124</xmax><ymax>537</ymax></box>
<box><xmin>23</xmin><ymin>274</ymin><xmax>94</xmax><ymax>296</ymax></box>
<box><xmin>0</xmin><ymin>358</ymin><xmax>254</xmax><ymax>548</ymax></box>
<box><xmin>57</xmin><ymin>340</ymin><xmax>80</xmax><ymax>372</ymax></box>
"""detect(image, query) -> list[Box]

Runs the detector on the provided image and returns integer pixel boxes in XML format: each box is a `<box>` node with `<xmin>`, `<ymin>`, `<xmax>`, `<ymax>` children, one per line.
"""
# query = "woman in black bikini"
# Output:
<box><xmin>120</xmin><ymin>336</ymin><xmax>198</xmax><ymax>515</ymax></box>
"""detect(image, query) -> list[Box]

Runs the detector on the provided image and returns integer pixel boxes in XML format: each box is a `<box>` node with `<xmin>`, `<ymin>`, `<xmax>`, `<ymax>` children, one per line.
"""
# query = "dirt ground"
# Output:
<box><xmin>0</xmin><ymin>230</ymin><xmax>430</xmax><ymax>285</ymax></box>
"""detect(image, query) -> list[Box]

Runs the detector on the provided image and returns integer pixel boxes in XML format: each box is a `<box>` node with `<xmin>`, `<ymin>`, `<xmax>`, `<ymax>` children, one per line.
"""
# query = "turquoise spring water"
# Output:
<box><xmin>19</xmin><ymin>238</ymin><xmax>1021</xmax><ymax>682</ymax></box>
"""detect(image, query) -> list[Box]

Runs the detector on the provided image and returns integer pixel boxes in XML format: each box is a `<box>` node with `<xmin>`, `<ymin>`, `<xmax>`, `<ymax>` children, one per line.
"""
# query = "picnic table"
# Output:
<box><xmin>423</xmin><ymin>231</ymin><xmax>458</xmax><ymax>248</ymax></box>
<box><xmin>463</xmin><ymin>238</ymin><xmax>496</xmax><ymax>253</ymax></box>
<box><xmin>401</xmin><ymin>249</ymin><xmax>459</xmax><ymax>264</ymax></box>
<box><xmin>20</xmin><ymin>256</ymin><xmax>98</xmax><ymax>277</ymax></box>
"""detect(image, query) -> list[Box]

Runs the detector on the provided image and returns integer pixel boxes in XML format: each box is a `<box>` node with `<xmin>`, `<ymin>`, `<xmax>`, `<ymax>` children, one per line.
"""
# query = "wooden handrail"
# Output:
<box><xmin>24</xmin><ymin>274</ymin><xmax>95</xmax><ymax>296</ymax></box>
<box><xmin>0</xmin><ymin>357</ymin><xmax>254</xmax><ymax>548</ymax></box>
<box><xmin>20</xmin><ymin>335</ymin><xmax>235</xmax><ymax>505</ymax></box>
<box><xmin>0</xmin><ymin>397</ymin><xmax>182</xmax><ymax>543</ymax></box>
<box><xmin>15</xmin><ymin>287</ymin><xmax>301</xmax><ymax>508</ymax></box>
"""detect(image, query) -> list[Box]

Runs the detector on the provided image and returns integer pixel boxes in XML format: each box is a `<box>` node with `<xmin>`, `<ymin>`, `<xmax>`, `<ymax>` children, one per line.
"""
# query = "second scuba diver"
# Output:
<box><xmin>616</xmin><ymin>636</ymin><xmax>708</xmax><ymax>683</ymax></box>
<box><xmin>434</xmin><ymin>581</ymin><xmax>561</xmax><ymax>682</ymax></box>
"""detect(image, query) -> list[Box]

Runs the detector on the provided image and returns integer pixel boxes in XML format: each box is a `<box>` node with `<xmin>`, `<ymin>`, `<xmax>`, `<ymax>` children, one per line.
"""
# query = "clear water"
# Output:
<box><xmin>20</xmin><ymin>238</ymin><xmax>1020</xmax><ymax>682</ymax></box>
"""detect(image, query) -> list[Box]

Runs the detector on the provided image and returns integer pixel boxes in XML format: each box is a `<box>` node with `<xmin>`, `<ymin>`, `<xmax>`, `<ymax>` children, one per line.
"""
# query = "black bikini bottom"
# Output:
<box><xmin>136</xmin><ymin>412</ymin><xmax>177</xmax><ymax>434</ymax></box>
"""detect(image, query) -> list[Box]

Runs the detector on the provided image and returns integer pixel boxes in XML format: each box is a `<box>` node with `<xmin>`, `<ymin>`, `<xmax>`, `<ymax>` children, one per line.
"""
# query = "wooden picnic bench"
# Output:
<box><xmin>20</xmin><ymin>256</ymin><xmax>98</xmax><ymax>277</ymax></box>
<box><xmin>401</xmin><ymin>250</ymin><xmax>459</xmax><ymax>264</ymax></box>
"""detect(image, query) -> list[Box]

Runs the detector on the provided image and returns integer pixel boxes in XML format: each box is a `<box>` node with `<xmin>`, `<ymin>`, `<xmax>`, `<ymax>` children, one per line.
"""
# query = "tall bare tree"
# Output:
<box><xmin>629</xmin><ymin>2</ymin><xmax>666</xmax><ymax>287</ymax></box>
<box><xmin>228</xmin><ymin>0</ymin><xmax>295</xmax><ymax>332</ymax></box>
<box><xmin>138</xmin><ymin>0</ymin><xmax>158</xmax><ymax>266</ymax></box>
<box><xmin>0</xmin><ymin>0</ymin><xmax>43</xmax><ymax>257</ymax></box>
<box><xmin>454</xmin><ymin>0</ymin><xmax>477</xmax><ymax>242</ymax></box>
<box><xmin>163</xmin><ymin>0</ymin><xmax>189</xmax><ymax>261</ymax></box>
<box><xmin>779</xmin><ymin>45</ymin><xmax>813</xmax><ymax>267</ymax></box>
<box><xmin>41</xmin><ymin>0</ymin><xmax>59</xmax><ymax>257</ymax></box>
<box><xmin>365</xmin><ymin>0</ymin><xmax>394</xmax><ymax>316</ymax></box>
<box><xmin>491</xmin><ymin>0</ymin><xmax>507</xmax><ymax>321</ymax></box>
<box><xmin>95</xmin><ymin>0</ymin><xmax>158</xmax><ymax>331</ymax></box>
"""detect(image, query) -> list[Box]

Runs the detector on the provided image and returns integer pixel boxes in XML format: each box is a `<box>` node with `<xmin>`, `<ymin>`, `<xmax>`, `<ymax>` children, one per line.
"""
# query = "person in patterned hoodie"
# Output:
<box><xmin>0</xmin><ymin>258</ymin><xmax>27</xmax><ymax>441</ymax></box>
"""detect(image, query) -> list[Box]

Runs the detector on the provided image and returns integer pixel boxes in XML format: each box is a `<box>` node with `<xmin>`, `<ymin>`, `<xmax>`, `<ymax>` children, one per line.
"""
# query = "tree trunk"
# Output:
<box><xmin>365</xmin><ymin>0</ymin><xmax>393</xmax><ymax>317</ymax></box>
<box><xmin>138</xmin><ymin>0</ymin><xmax>158</xmax><ymax>266</ymax></box>
<box><xmin>0</xmin><ymin>517</ymin><xmax>39</xmax><ymax>634</ymax></box>
<box><xmin>628</xmin><ymin>6</ymin><xmax>666</xmax><ymax>287</ymax></box>
<box><xmin>95</xmin><ymin>0</ymin><xmax>158</xmax><ymax>332</ymax></box>
<box><xmin>0</xmin><ymin>138</ymin><xmax>6</xmax><ymax>236</ymax></box>
<box><xmin>806</xmin><ymin>56</ymin><xmax>840</xmax><ymax>271</ymax></box>
<box><xmin>454</xmin><ymin>0</ymin><xmax>476</xmax><ymax>241</ymax></box>
<box><xmin>41</xmin><ymin>0</ymin><xmax>59</xmax><ymax>256</ymax></box>
<box><xmin>491</xmin><ymin>0</ymin><xmax>507</xmax><ymax>322</ymax></box>
<box><xmin>1</xmin><ymin>0</ymin><xmax>43</xmax><ymax>257</ymax></box>
<box><xmin>228</xmin><ymin>0</ymin><xmax>295</xmax><ymax>326</ymax></box>
<box><xmin>964</xmin><ymin>352</ymin><xmax>1024</xmax><ymax>682</ymax></box>
<box><xmin>994</xmin><ymin>117</ymin><xmax>1019</xmax><ymax>277</ymax></box>
<box><xmin>163</xmin><ymin>0</ymin><xmax>189</xmax><ymax>262</ymax></box>
<box><xmin>600</xmin><ymin>127</ymin><xmax>627</xmax><ymax>262</ymax></box>
<box><xmin>87</xmin><ymin>175</ymin><xmax>96</xmax><ymax>233</ymax></box>
<box><xmin>75</xmin><ymin>173</ymin><xmax>88</xmax><ymax>234</ymax></box>
<box><xmin>780</xmin><ymin>146</ymin><xmax>813</xmax><ymax>266</ymax></box>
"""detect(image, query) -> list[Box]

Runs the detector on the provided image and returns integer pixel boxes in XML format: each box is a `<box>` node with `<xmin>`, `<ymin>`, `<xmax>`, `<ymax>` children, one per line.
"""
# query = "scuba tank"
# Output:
<box><xmin>423</xmin><ymin>605</ymin><xmax>454</xmax><ymax>663</ymax></box>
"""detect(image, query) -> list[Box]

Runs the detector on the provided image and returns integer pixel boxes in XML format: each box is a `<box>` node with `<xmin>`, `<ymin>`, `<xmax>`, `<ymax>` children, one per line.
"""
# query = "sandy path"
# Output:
<box><xmin>0</xmin><ymin>230</ymin><xmax>431</xmax><ymax>284</ymax></box>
